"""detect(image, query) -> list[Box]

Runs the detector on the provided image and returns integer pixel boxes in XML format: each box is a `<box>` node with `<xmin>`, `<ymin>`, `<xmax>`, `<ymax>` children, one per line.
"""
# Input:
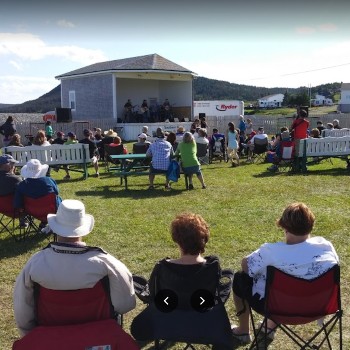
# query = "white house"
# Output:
<box><xmin>257</xmin><ymin>93</ymin><xmax>284</xmax><ymax>108</ymax></box>
<box><xmin>310</xmin><ymin>94</ymin><xmax>333</xmax><ymax>106</ymax></box>
<box><xmin>339</xmin><ymin>83</ymin><xmax>350</xmax><ymax>113</ymax></box>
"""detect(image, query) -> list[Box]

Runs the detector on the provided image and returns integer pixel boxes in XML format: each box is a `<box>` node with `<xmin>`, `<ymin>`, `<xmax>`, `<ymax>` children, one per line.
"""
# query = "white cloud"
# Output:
<box><xmin>57</xmin><ymin>19</ymin><xmax>75</xmax><ymax>28</ymax></box>
<box><xmin>0</xmin><ymin>75</ymin><xmax>58</xmax><ymax>104</ymax></box>
<box><xmin>0</xmin><ymin>33</ymin><xmax>107</xmax><ymax>64</ymax></box>
<box><xmin>9</xmin><ymin>60</ymin><xmax>23</xmax><ymax>71</ymax></box>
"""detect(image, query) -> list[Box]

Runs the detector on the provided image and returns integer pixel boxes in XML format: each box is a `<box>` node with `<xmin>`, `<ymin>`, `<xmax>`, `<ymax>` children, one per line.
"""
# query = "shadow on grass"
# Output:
<box><xmin>75</xmin><ymin>184</ymin><xmax>186</xmax><ymax>200</ymax></box>
<box><xmin>0</xmin><ymin>229</ymin><xmax>51</xmax><ymax>259</ymax></box>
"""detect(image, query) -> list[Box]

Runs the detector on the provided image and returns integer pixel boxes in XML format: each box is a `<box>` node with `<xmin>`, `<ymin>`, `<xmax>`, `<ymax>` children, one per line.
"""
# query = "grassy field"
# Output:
<box><xmin>1</xmin><ymin>151</ymin><xmax>349</xmax><ymax>349</ymax></box>
<box><xmin>245</xmin><ymin>106</ymin><xmax>338</xmax><ymax>116</ymax></box>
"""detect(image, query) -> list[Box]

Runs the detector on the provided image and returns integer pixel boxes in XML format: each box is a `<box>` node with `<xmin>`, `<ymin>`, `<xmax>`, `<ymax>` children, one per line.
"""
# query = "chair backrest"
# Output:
<box><xmin>265</xmin><ymin>265</ymin><xmax>341</xmax><ymax>325</ymax></box>
<box><xmin>35</xmin><ymin>276</ymin><xmax>114</xmax><ymax>326</ymax></box>
<box><xmin>196</xmin><ymin>142</ymin><xmax>208</xmax><ymax>157</ymax></box>
<box><xmin>152</xmin><ymin>258</ymin><xmax>221</xmax><ymax>310</ymax></box>
<box><xmin>254</xmin><ymin>137</ymin><xmax>268</xmax><ymax>154</ymax></box>
<box><xmin>280</xmin><ymin>140</ymin><xmax>295</xmax><ymax>160</ymax></box>
<box><xmin>0</xmin><ymin>194</ymin><xmax>19</xmax><ymax>218</ymax></box>
<box><xmin>23</xmin><ymin>193</ymin><xmax>57</xmax><ymax>222</ymax></box>
<box><xmin>105</xmin><ymin>144</ymin><xmax>124</xmax><ymax>157</ymax></box>
<box><xmin>133</xmin><ymin>143</ymin><xmax>149</xmax><ymax>154</ymax></box>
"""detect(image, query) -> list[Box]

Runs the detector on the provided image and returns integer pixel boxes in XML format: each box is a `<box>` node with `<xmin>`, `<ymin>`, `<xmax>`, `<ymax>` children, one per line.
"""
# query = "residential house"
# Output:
<box><xmin>257</xmin><ymin>93</ymin><xmax>284</xmax><ymax>108</ymax></box>
<box><xmin>339</xmin><ymin>83</ymin><xmax>350</xmax><ymax>113</ymax></box>
<box><xmin>55</xmin><ymin>54</ymin><xmax>196</xmax><ymax>121</ymax></box>
<box><xmin>310</xmin><ymin>94</ymin><xmax>333</xmax><ymax>107</ymax></box>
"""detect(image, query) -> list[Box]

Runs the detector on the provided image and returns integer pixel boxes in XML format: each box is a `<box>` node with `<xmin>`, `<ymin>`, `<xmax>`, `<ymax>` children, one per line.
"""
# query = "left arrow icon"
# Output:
<box><xmin>164</xmin><ymin>297</ymin><xmax>169</xmax><ymax>305</ymax></box>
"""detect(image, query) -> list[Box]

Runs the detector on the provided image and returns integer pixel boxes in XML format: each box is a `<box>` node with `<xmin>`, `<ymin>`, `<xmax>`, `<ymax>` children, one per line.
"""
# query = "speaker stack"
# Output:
<box><xmin>55</xmin><ymin>108</ymin><xmax>72</xmax><ymax>123</ymax></box>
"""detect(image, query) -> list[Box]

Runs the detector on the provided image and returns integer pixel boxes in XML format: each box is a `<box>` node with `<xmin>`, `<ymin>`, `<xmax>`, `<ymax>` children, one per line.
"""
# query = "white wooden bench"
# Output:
<box><xmin>2</xmin><ymin>144</ymin><xmax>90</xmax><ymax>179</ymax></box>
<box><xmin>322</xmin><ymin>128</ymin><xmax>350</xmax><ymax>137</ymax></box>
<box><xmin>298</xmin><ymin>136</ymin><xmax>350</xmax><ymax>171</ymax></box>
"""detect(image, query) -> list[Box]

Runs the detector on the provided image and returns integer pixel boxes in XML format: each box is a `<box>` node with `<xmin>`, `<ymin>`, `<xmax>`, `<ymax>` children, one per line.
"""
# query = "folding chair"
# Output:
<box><xmin>249</xmin><ymin>265</ymin><xmax>342</xmax><ymax>350</ymax></box>
<box><xmin>278</xmin><ymin>140</ymin><xmax>296</xmax><ymax>172</ymax></box>
<box><xmin>209</xmin><ymin>135</ymin><xmax>227</xmax><ymax>163</ymax></box>
<box><xmin>21</xmin><ymin>193</ymin><xmax>58</xmax><ymax>239</ymax></box>
<box><xmin>131</xmin><ymin>259</ymin><xmax>234</xmax><ymax>349</ymax></box>
<box><xmin>196</xmin><ymin>142</ymin><xmax>209</xmax><ymax>165</ymax></box>
<box><xmin>251</xmin><ymin>137</ymin><xmax>268</xmax><ymax>163</ymax></box>
<box><xmin>0</xmin><ymin>194</ymin><xmax>22</xmax><ymax>241</ymax></box>
<box><xmin>13</xmin><ymin>276</ymin><xmax>139</xmax><ymax>350</ymax></box>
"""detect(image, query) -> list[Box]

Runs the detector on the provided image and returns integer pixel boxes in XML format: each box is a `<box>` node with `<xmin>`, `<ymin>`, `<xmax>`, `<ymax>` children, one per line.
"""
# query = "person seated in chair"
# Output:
<box><xmin>79</xmin><ymin>129</ymin><xmax>100</xmax><ymax>178</ymax></box>
<box><xmin>231</xmin><ymin>202</ymin><xmax>339</xmax><ymax>345</ymax></box>
<box><xmin>246</xmin><ymin>126</ymin><xmax>268</xmax><ymax>162</ymax></box>
<box><xmin>109</xmin><ymin>136</ymin><xmax>128</xmax><ymax>153</ymax></box>
<box><xmin>133</xmin><ymin>133</ymin><xmax>151</xmax><ymax>153</ymax></box>
<box><xmin>0</xmin><ymin>155</ymin><xmax>22</xmax><ymax>196</ymax></box>
<box><xmin>14</xmin><ymin>159</ymin><xmax>62</xmax><ymax>234</ymax></box>
<box><xmin>13</xmin><ymin>199</ymin><xmax>136</xmax><ymax>337</ymax></box>
<box><xmin>131</xmin><ymin>212</ymin><xmax>232</xmax><ymax>341</ymax></box>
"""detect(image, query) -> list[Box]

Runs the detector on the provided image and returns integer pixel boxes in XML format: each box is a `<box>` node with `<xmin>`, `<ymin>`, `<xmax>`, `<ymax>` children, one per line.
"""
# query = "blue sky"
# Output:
<box><xmin>1</xmin><ymin>0</ymin><xmax>349</xmax><ymax>104</ymax></box>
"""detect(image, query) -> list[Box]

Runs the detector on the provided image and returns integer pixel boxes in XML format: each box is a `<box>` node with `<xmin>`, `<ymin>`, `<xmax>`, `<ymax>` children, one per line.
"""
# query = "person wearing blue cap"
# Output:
<box><xmin>0</xmin><ymin>154</ymin><xmax>21</xmax><ymax>196</ymax></box>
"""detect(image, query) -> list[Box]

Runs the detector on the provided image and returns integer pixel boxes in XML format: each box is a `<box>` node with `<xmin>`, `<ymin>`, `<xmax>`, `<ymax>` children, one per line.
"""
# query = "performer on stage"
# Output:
<box><xmin>140</xmin><ymin>99</ymin><xmax>149</xmax><ymax>123</ymax></box>
<box><xmin>124</xmin><ymin>99</ymin><xmax>133</xmax><ymax>122</ymax></box>
<box><xmin>162</xmin><ymin>98</ymin><xmax>174</xmax><ymax>122</ymax></box>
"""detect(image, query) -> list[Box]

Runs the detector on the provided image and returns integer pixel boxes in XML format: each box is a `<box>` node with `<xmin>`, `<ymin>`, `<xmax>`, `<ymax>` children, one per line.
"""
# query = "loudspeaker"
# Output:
<box><xmin>199</xmin><ymin>113</ymin><xmax>206</xmax><ymax>119</ymax></box>
<box><xmin>56</xmin><ymin>108</ymin><xmax>72</xmax><ymax>123</ymax></box>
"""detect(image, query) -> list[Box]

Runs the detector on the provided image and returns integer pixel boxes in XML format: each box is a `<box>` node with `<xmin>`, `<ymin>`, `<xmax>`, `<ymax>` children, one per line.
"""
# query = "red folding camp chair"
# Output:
<box><xmin>21</xmin><ymin>192</ymin><xmax>58</xmax><ymax>238</ymax></box>
<box><xmin>12</xmin><ymin>276</ymin><xmax>139</xmax><ymax>350</ymax></box>
<box><xmin>249</xmin><ymin>265</ymin><xmax>342</xmax><ymax>349</ymax></box>
<box><xmin>0</xmin><ymin>194</ymin><xmax>23</xmax><ymax>241</ymax></box>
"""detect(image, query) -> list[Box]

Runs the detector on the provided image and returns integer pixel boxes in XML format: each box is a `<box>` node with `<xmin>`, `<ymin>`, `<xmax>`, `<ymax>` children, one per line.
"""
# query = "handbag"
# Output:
<box><xmin>166</xmin><ymin>160</ymin><xmax>180</xmax><ymax>182</ymax></box>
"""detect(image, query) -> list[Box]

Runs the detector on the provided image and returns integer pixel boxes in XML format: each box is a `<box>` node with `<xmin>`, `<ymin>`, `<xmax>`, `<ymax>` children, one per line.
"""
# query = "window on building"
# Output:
<box><xmin>69</xmin><ymin>91</ymin><xmax>76</xmax><ymax>111</ymax></box>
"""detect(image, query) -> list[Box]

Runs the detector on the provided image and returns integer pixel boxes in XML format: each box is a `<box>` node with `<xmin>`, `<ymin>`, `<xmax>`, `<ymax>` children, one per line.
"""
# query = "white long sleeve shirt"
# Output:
<box><xmin>13</xmin><ymin>242</ymin><xmax>136</xmax><ymax>336</ymax></box>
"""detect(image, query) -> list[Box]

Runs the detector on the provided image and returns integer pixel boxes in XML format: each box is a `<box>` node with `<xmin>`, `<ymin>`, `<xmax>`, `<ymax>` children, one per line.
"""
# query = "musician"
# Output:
<box><xmin>124</xmin><ymin>99</ymin><xmax>133</xmax><ymax>122</ymax></box>
<box><xmin>140</xmin><ymin>99</ymin><xmax>149</xmax><ymax>123</ymax></box>
<box><xmin>162</xmin><ymin>98</ymin><xmax>173</xmax><ymax>122</ymax></box>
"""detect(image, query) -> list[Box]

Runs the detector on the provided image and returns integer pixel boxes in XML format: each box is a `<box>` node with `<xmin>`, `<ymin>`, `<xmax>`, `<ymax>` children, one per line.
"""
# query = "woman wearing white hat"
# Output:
<box><xmin>13</xmin><ymin>199</ymin><xmax>136</xmax><ymax>336</ymax></box>
<box><xmin>14</xmin><ymin>159</ymin><xmax>62</xmax><ymax>232</ymax></box>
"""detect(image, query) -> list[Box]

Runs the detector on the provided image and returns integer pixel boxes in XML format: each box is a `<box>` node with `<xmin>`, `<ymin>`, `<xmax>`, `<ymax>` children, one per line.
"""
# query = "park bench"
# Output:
<box><xmin>2</xmin><ymin>144</ymin><xmax>90</xmax><ymax>179</ymax></box>
<box><xmin>322</xmin><ymin>128</ymin><xmax>350</xmax><ymax>137</ymax></box>
<box><xmin>298</xmin><ymin>136</ymin><xmax>350</xmax><ymax>172</ymax></box>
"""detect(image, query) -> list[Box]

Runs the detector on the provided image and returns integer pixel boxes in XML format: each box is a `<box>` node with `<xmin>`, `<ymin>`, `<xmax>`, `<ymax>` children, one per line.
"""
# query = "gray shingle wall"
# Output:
<box><xmin>61</xmin><ymin>75</ymin><xmax>114</xmax><ymax>120</ymax></box>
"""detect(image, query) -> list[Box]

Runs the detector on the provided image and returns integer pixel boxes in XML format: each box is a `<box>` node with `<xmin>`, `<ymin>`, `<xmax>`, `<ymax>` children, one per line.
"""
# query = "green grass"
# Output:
<box><xmin>245</xmin><ymin>106</ymin><xmax>338</xmax><ymax>116</ymax></box>
<box><xmin>1</xmin><ymin>154</ymin><xmax>350</xmax><ymax>349</ymax></box>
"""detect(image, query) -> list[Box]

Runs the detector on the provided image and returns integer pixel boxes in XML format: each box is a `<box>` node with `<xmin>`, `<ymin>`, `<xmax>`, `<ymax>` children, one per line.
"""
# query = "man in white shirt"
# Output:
<box><xmin>247</xmin><ymin>126</ymin><xmax>268</xmax><ymax>162</ymax></box>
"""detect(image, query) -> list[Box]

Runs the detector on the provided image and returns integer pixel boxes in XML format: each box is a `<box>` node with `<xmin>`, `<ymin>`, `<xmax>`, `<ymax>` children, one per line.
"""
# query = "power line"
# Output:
<box><xmin>247</xmin><ymin>62</ymin><xmax>350</xmax><ymax>81</ymax></box>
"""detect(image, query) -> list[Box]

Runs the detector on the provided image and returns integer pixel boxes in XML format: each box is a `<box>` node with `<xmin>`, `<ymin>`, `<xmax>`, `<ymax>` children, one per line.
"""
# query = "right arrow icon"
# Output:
<box><xmin>200</xmin><ymin>297</ymin><xmax>205</xmax><ymax>305</ymax></box>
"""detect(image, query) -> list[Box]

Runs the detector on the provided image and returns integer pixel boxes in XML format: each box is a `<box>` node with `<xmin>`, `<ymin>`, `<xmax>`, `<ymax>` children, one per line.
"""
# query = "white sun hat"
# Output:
<box><xmin>47</xmin><ymin>199</ymin><xmax>94</xmax><ymax>237</ymax></box>
<box><xmin>21</xmin><ymin>159</ymin><xmax>49</xmax><ymax>179</ymax></box>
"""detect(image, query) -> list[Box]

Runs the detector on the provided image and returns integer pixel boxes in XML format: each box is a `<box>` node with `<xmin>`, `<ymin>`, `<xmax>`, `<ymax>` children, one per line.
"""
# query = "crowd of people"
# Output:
<box><xmin>11</xmin><ymin>200</ymin><xmax>339</xmax><ymax>348</ymax></box>
<box><xmin>0</xmin><ymin>112</ymin><xmax>343</xmax><ymax>347</ymax></box>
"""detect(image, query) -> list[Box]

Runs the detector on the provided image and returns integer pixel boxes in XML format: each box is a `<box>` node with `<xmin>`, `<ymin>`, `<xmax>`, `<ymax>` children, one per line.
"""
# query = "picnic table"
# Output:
<box><xmin>110</xmin><ymin>153</ymin><xmax>149</xmax><ymax>189</ymax></box>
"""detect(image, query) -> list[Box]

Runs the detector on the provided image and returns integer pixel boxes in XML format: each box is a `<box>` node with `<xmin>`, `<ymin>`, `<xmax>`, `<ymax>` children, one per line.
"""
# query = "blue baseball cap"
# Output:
<box><xmin>0</xmin><ymin>154</ymin><xmax>18</xmax><ymax>165</ymax></box>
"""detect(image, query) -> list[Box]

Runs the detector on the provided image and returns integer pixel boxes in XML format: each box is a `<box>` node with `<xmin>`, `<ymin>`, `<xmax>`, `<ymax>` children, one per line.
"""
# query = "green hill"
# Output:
<box><xmin>0</xmin><ymin>78</ymin><xmax>341</xmax><ymax>113</ymax></box>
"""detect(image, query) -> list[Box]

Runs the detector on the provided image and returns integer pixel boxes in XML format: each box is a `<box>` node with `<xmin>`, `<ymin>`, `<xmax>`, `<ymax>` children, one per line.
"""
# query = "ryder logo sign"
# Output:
<box><xmin>216</xmin><ymin>104</ymin><xmax>238</xmax><ymax>111</ymax></box>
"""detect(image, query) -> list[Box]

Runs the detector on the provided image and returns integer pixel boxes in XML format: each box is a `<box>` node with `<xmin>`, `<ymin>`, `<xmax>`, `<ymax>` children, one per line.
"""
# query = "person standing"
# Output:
<box><xmin>45</xmin><ymin>121</ymin><xmax>54</xmax><ymax>141</ymax></box>
<box><xmin>13</xmin><ymin>199</ymin><xmax>136</xmax><ymax>336</ymax></box>
<box><xmin>226</xmin><ymin>122</ymin><xmax>240</xmax><ymax>167</ymax></box>
<box><xmin>175</xmin><ymin>132</ymin><xmax>206</xmax><ymax>190</ymax></box>
<box><xmin>140</xmin><ymin>99</ymin><xmax>149</xmax><ymax>123</ymax></box>
<box><xmin>0</xmin><ymin>116</ymin><xmax>16</xmax><ymax>147</ymax></box>
<box><xmin>290</xmin><ymin>109</ymin><xmax>309</xmax><ymax>163</ymax></box>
